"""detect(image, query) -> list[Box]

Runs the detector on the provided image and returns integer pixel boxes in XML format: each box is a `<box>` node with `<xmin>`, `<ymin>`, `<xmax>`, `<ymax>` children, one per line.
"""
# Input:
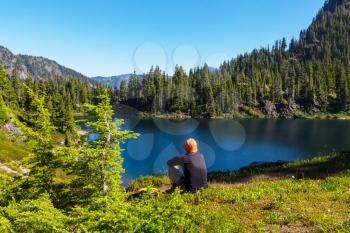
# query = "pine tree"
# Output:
<box><xmin>55</xmin><ymin>91</ymin><xmax>139</xmax><ymax>205</ymax></box>
<box><xmin>119</xmin><ymin>80</ymin><xmax>128</xmax><ymax>103</ymax></box>
<box><xmin>0</xmin><ymin>93</ymin><xmax>8</xmax><ymax>125</ymax></box>
<box><xmin>17</xmin><ymin>85</ymin><xmax>56</xmax><ymax>199</ymax></box>
<box><xmin>0</xmin><ymin>65</ymin><xmax>17</xmax><ymax>108</ymax></box>
<box><xmin>63</xmin><ymin>95</ymin><xmax>78</xmax><ymax>146</ymax></box>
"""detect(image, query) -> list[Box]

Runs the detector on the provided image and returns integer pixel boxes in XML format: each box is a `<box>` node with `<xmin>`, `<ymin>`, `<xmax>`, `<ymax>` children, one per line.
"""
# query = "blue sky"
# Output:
<box><xmin>0</xmin><ymin>0</ymin><xmax>325</xmax><ymax>77</ymax></box>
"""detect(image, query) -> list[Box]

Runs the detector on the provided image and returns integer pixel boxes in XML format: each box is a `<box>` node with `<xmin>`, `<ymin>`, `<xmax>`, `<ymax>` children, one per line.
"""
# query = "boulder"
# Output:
<box><xmin>264</xmin><ymin>101</ymin><xmax>278</xmax><ymax>118</ymax></box>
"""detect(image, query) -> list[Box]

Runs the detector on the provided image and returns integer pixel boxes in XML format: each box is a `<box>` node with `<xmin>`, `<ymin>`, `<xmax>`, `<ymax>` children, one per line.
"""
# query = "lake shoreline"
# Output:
<box><xmin>118</xmin><ymin>111</ymin><xmax>350</xmax><ymax>120</ymax></box>
<box><xmin>128</xmin><ymin>152</ymin><xmax>350</xmax><ymax>189</ymax></box>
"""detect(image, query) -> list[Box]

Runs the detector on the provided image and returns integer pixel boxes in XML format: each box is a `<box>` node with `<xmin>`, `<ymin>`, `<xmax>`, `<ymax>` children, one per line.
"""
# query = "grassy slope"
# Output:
<box><xmin>131</xmin><ymin>153</ymin><xmax>350</xmax><ymax>232</ymax></box>
<box><xmin>190</xmin><ymin>173</ymin><xmax>350</xmax><ymax>232</ymax></box>
<box><xmin>0</xmin><ymin>131</ymin><xmax>29</xmax><ymax>173</ymax></box>
<box><xmin>0</xmin><ymin>131</ymin><xmax>28</xmax><ymax>162</ymax></box>
<box><xmin>0</xmin><ymin>128</ymin><xmax>66</xmax><ymax>175</ymax></box>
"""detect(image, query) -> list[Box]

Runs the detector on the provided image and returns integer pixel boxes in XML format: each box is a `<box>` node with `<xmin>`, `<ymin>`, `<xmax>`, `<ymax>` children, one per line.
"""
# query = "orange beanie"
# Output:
<box><xmin>183</xmin><ymin>138</ymin><xmax>198</xmax><ymax>154</ymax></box>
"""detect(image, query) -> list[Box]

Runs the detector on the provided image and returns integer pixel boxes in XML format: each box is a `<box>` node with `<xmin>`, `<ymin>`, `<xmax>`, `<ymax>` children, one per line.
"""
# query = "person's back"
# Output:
<box><xmin>167</xmin><ymin>138</ymin><xmax>207</xmax><ymax>192</ymax></box>
<box><xmin>182</xmin><ymin>152</ymin><xmax>207</xmax><ymax>192</ymax></box>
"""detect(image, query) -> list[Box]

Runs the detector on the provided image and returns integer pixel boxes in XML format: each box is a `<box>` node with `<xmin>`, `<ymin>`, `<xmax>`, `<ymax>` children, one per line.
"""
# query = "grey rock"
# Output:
<box><xmin>264</xmin><ymin>101</ymin><xmax>278</xmax><ymax>118</ymax></box>
<box><xmin>4</xmin><ymin>123</ymin><xmax>21</xmax><ymax>135</ymax></box>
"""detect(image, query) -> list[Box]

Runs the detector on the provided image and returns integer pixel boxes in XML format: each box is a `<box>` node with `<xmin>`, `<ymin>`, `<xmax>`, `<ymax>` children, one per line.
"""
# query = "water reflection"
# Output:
<box><xmin>209</xmin><ymin>120</ymin><xmax>246</xmax><ymax>151</ymax></box>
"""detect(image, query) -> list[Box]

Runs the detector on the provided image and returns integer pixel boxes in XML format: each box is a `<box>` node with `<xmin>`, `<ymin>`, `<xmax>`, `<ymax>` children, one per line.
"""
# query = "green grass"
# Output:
<box><xmin>0</xmin><ymin>131</ymin><xmax>29</xmax><ymax>166</ymax></box>
<box><xmin>0</xmin><ymin>129</ymin><xmax>67</xmax><ymax>176</ymax></box>
<box><xmin>127</xmin><ymin>175</ymin><xmax>170</xmax><ymax>191</ymax></box>
<box><xmin>185</xmin><ymin>173</ymin><xmax>350</xmax><ymax>232</ymax></box>
<box><xmin>130</xmin><ymin>153</ymin><xmax>350</xmax><ymax>232</ymax></box>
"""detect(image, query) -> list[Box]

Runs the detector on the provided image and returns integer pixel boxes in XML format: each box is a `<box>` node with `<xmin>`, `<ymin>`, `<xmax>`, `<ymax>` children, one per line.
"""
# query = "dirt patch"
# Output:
<box><xmin>0</xmin><ymin>162</ymin><xmax>22</xmax><ymax>176</ymax></box>
<box><xmin>264</xmin><ymin>224</ymin><xmax>319</xmax><ymax>233</ymax></box>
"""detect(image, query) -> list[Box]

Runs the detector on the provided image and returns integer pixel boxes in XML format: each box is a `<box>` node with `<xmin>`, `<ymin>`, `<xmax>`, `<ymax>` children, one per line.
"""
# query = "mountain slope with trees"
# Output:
<box><xmin>113</xmin><ymin>0</ymin><xmax>350</xmax><ymax>118</ymax></box>
<box><xmin>0</xmin><ymin>64</ymin><xmax>107</xmax><ymax>143</ymax></box>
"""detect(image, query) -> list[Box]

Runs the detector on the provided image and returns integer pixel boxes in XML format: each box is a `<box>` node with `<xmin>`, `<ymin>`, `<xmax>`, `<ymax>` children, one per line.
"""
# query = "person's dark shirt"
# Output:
<box><xmin>167</xmin><ymin>152</ymin><xmax>207</xmax><ymax>192</ymax></box>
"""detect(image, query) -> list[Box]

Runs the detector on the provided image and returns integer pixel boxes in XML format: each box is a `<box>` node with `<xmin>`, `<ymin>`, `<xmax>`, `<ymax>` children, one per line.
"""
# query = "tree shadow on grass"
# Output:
<box><xmin>208</xmin><ymin>151</ymin><xmax>350</xmax><ymax>184</ymax></box>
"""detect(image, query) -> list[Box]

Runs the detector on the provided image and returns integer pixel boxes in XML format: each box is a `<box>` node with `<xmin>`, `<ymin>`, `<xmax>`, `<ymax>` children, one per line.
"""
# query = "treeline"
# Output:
<box><xmin>113</xmin><ymin>0</ymin><xmax>350</xmax><ymax>117</ymax></box>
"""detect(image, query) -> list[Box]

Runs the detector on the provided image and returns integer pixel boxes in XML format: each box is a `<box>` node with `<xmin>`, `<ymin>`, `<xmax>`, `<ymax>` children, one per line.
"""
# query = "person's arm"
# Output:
<box><xmin>167</xmin><ymin>155</ymin><xmax>184</xmax><ymax>167</ymax></box>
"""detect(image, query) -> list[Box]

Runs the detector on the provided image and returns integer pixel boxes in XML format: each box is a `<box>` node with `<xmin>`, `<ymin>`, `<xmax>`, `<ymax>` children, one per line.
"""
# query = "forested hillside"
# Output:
<box><xmin>112</xmin><ymin>0</ymin><xmax>350</xmax><ymax>117</ymax></box>
<box><xmin>0</xmin><ymin>65</ymin><xmax>106</xmax><ymax>142</ymax></box>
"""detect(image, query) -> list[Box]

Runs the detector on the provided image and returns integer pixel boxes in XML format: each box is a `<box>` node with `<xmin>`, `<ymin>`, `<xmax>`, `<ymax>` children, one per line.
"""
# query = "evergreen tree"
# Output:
<box><xmin>0</xmin><ymin>93</ymin><xmax>8</xmax><ymax>125</ymax></box>
<box><xmin>17</xmin><ymin>86</ymin><xmax>56</xmax><ymax>199</ymax></box>
<box><xmin>54</xmin><ymin>91</ymin><xmax>139</xmax><ymax>205</ymax></box>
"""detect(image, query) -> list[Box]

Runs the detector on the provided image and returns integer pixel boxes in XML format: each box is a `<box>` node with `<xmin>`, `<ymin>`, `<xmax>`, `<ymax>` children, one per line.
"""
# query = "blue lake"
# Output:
<box><xmin>88</xmin><ymin>118</ymin><xmax>350</xmax><ymax>184</ymax></box>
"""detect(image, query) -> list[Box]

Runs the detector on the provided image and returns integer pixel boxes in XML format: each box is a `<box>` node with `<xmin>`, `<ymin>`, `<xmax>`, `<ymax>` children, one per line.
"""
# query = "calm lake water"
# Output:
<box><xmin>88</xmin><ymin>118</ymin><xmax>350</xmax><ymax>184</ymax></box>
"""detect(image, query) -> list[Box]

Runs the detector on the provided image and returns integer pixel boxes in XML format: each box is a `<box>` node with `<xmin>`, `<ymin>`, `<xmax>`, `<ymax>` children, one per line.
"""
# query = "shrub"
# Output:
<box><xmin>0</xmin><ymin>216</ymin><xmax>13</xmax><ymax>233</ymax></box>
<box><xmin>71</xmin><ymin>190</ymin><xmax>197</xmax><ymax>232</ymax></box>
<box><xmin>69</xmin><ymin>198</ymin><xmax>134</xmax><ymax>232</ymax></box>
<box><xmin>128</xmin><ymin>190</ymin><xmax>197</xmax><ymax>232</ymax></box>
<box><xmin>1</xmin><ymin>194</ymin><xmax>68</xmax><ymax>233</ymax></box>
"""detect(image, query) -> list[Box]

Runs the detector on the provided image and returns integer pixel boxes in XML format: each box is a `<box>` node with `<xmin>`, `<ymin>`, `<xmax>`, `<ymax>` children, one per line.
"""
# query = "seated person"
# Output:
<box><xmin>167</xmin><ymin>138</ymin><xmax>208</xmax><ymax>193</ymax></box>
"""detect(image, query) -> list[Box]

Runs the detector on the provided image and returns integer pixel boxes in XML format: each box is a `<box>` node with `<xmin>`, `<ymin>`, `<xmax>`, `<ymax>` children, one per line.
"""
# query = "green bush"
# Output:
<box><xmin>128</xmin><ymin>190</ymin><xmax>198</xmax><ymax>232</ymax></box>
<box><xmin>0</xmin><ymin>216</ymin><xmax>13</xmax><ymax>233</ymax></box>
<box><xmin>69</xmin><ymin>198</ymin><xmax>134</xmax><ymax>232</ymax></box>
<box><xmin>0</xmin><ymin>194</ymin><xmax>68</xmax><ymax>233</ymax></box>
<box><xmin>71</xmin><ymin>190</ymin><xmax>197</xmax><ymax>232</ymax></box>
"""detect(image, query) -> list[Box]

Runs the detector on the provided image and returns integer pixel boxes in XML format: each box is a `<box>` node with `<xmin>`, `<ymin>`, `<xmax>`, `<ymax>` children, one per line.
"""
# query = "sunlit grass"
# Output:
<box><xmin>0</xmin><ymin>131</ymin><xmax>28</xmax><ymax>164</ymax></box>
<box><xmin>131</xmin><ymin>154</ymin><xmax>350</xmax><ymax>232</ymax></box>
<box><xmin>185</xmin><ymin>173</ymin><xmax>350</xmax><ymax>232</ymax></box>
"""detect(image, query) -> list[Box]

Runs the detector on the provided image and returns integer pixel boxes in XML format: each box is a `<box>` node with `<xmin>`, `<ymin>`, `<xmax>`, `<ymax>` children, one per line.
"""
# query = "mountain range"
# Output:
<box><xmin>90</xmin><ymin>68</ymin><xmax>217</xmax><ymax>87</ymax></box>
<box><xmin>91</xmin><ymin>74</ymin><xmax>144</xmax><ymax>87</ymax></box>
<box><xmin>0</xmin><ymin>46</ymin><xmax>88</xmax><ymax>80</ymax></box>
<box><xmin>0</xmin><ymin>45</ymin><xmax>217</xmax><ymax>87</ymax></box>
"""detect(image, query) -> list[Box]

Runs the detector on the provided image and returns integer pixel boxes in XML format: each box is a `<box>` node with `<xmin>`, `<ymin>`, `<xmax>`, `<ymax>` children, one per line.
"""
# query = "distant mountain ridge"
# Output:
<box><xmin>91</xmin><ymin>74</ymin><xmax>144</xmax><ymax>87</ymax></box>
<box><xmin>0</xmin><ymin>45</ymin><xmax>88</xmax><ymax>80</ymax></box>
<box><xmin>91</xmin><ymin>68</ymin><xmax>217</xmax><ymax>87</ymax></box>
<box><xmin>0</xmin><ymin>45</ymin><xmax>218</xmax><ymax>85</ymax></box>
